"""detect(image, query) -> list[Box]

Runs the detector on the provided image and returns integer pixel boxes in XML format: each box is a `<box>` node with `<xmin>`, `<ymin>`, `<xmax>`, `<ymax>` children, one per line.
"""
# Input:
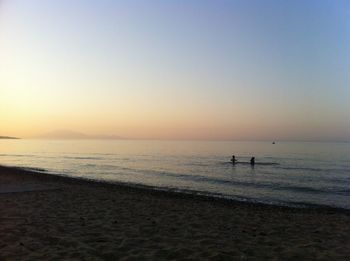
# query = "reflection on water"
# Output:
<box><xmin>1</xmin><ymin>139</ymin><xmax>350</xmax><ymax>209</ymax></box>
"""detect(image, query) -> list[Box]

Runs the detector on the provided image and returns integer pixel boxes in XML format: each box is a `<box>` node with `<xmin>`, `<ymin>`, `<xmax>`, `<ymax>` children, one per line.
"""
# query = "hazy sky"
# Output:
<box><xmin>1</xmin><ymin>0</ymin><xmax>350</xmax><ymax>141</ymax></box>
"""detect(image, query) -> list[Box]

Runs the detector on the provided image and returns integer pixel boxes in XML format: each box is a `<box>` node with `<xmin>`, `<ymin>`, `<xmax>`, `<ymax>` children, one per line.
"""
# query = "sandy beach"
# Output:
<box><xmin>0</xmin><ymin>165</ymin><xmax>349</xmax><ymax>260</ymax></box>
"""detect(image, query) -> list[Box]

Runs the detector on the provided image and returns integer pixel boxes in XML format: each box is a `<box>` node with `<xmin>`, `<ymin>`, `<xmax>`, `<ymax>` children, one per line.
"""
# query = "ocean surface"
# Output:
<box><xmin>1</xmin><ymin>139</ymin><xmax>350</xmax><ymax>209</ymax></box>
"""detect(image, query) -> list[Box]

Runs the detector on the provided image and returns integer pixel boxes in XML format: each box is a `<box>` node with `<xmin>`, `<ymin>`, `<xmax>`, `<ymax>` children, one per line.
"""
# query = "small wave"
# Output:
<box><xmin>138</xmin><ymin>168</ymin><xmax>350</xmax><ymax>196</ymax></box>
<box><xmin>121</xmin><ymin>168</ymin><xmax>342</xmax><ymax>196</ymax></box>
<box><xmin>277</xmin><ymin>166</ymin><xmax>350</xmax><ymax>173</ymax></box>
<box><xmin>62</xmin><ymin>156</ymin><xmax>104</xmax><ymax>160</ymax></box>
<box><xmin>222</xmin><ymin>161</ymin><xmax>280</xmax><ymax>166</ymax></box>
<box><xmin>0</xmin><ymin>154</ymin><xmax>37</xmax><ymax>157</ymax></box>
<box><xmin>10</xmin><ymin>166</ymin><xmax>47</xmax><ymax>173</ymax></box>
<box><xmin>278</xmin><ymin>166</ymin><xmax>323</xmax><ymax>171</ymax></box>
<box><xmin>185</xmin><ymin>162</ymin><xmax>213</xmax><ymax>167</ymax></box>
<box><xmin>82</xmin><ymin>163</ymin><xmax>98</xmax><ymax>167</ymax></box>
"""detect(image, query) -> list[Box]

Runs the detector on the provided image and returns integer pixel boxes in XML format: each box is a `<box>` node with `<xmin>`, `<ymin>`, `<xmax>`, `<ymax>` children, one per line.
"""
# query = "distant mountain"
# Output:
<box><xmin>36</xmin><ymin>130</ymin><xmax>123</xmax><ymax>140</ymax></box>
<box><xmin>38</xmin><ymin>130</ymin><xmax>88</xmax><ymax>139</ymax></box>
<box><xmin>0</xmin><ymin>136</ymin><xmax>20</xmax><ymax>139</ymax></box>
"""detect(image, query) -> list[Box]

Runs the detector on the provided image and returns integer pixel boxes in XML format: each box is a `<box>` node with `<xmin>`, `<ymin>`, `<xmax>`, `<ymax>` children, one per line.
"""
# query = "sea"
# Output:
<box><xmin>1</xmin><ymin>139</ymin><xmax>349</xmax><ymax>209</ymax></box>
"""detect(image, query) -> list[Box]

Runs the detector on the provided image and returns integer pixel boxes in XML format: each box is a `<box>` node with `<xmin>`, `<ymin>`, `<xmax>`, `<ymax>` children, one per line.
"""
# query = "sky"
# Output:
<box><xmin>1</xmin><ymin>0</ymin><xmax>350</xmax><ymax>141</ymax></box>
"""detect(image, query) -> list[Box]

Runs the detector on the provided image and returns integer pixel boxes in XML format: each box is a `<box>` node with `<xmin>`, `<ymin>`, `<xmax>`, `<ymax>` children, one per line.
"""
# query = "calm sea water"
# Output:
<box><xmin>1</xmin><ymin>139</ymin><xmax>350</xmax><ymax>209</ymax></box>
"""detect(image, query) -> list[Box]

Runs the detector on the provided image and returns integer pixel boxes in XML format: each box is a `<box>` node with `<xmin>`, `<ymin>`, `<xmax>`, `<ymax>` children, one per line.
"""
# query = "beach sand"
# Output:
<box><xmin>0</xmin><ymin>165</ymin><xmax>349</xmax><ymax>260</ymax></box>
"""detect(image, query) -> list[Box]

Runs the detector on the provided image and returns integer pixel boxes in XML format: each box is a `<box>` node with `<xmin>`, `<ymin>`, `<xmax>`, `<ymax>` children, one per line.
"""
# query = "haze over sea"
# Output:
<box><xmin>1</xmin><ymin>139</ymin><xmax>349</xmax><ymax>209</ymax></box>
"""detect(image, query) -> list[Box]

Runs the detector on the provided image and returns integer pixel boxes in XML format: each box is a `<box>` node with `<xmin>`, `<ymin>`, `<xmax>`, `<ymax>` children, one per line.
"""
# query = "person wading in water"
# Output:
<box><xmin>250</xmin><ymin>157</ymin><xmax>255</xmax><ymax>166</ymax></box>
<box><xmin>231</xmin><ymin>155</ymin><xmax>237</xmax><ymax>165</ymax></box>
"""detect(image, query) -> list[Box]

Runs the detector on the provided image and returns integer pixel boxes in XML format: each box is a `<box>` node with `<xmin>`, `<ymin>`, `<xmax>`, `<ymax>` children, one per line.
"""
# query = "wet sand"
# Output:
<box><xmin>0</xmin><ymin>165</ymin><xmax>349</xmax><ymax>260</ymax></box>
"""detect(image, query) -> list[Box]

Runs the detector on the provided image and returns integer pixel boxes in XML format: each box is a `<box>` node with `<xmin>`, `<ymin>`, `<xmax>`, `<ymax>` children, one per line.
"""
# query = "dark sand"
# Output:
<box><xmin>0</xmin><ymin>165</ymin><xmax>349</xmax><ymax>260</ymax></box>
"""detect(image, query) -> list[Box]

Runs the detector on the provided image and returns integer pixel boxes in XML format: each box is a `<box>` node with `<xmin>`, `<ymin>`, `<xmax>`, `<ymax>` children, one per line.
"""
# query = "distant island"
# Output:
<box><xmin>0</xmin><ymin>136</ymin><xmax>20</xmax><ymax>139</ymax></box>
<box><xmin>35</xmin><ymin>130</ymin><xmax>123</xmax><ymax>140</ymax></box>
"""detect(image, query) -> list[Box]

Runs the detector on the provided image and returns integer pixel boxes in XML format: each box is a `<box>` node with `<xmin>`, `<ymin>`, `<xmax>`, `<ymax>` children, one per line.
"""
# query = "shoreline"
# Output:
<box><xmin>1</xmin><ymin>164</ymin><xmax>350</xmax><ymax>259</ymax></box>
<box><xmin>2</xmin><ymin>165</ymin><xmax>349</xmax><ymax>215</ymax></box>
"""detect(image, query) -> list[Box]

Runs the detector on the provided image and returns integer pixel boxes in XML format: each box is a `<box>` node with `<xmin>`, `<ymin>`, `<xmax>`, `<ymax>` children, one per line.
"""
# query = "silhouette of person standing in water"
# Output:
<box><xmin>231</xmin><ymin>155</ymin><xmax>236</xmax><ymax>165</ymax></box>
<box><xmin>250</xmin><ymin>157</ymin><xmax>255</xmax><ymax>166</ymax></box>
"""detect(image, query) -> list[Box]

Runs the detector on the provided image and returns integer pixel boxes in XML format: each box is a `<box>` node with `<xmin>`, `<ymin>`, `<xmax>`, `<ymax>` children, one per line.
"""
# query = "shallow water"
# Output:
<box><xmin>1</xmin><ymin>139</ymin><xmax>349</xmax><ymax>209</ymax></box>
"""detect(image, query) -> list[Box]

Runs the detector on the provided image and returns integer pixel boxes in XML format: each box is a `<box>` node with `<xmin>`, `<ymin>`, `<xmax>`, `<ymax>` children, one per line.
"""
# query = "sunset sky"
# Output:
<box><xmin>1</xmin><ymin>0</ymin><xmax>350</xmax><ymax>141</ymax></box>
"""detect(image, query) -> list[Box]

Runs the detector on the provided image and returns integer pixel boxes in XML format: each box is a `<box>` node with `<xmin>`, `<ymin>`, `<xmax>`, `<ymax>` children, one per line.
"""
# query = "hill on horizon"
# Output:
<box><xmin>0</xmin><ymin>136</ymin><xmax>20</xmax><ymax>139</ymax></box>
<box><xmin>35</xmin><ymin>130</ymin><xmax>123</xmax><ymax>140</ymax></box>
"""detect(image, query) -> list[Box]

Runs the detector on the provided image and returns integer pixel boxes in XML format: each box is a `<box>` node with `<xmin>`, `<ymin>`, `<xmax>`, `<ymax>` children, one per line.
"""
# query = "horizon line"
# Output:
<box><xmin>10</xmin><ymin>137</ymin><xmax>350</xmax><ymax>143</ymax></box>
